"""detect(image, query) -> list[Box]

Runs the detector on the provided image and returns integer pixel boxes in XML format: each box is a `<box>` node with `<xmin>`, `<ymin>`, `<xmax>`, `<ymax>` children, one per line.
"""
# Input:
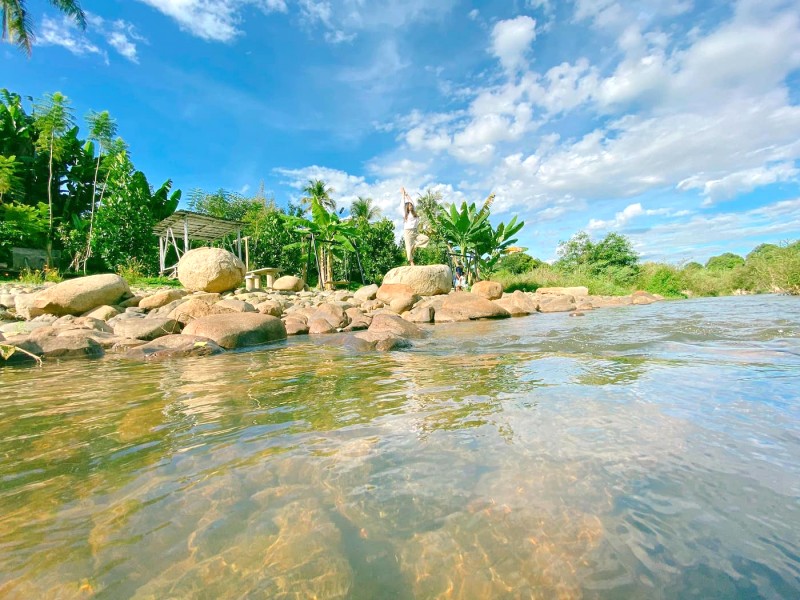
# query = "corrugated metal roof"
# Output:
<box><xmin>154</xmin><ymin>210</ymin><xmax>243</xmax><ymax>241</ymax></box>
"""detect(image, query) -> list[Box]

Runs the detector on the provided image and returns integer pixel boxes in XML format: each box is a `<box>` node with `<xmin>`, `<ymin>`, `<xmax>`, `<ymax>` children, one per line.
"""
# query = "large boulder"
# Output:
<box><xmin>537</xmin><ymin>294</ymin><xmax>576</xmax><ymax>313</ymax></box>
<box><xmin>177</xmin><ymin>247</ymin><xmax>245</xmax><ymax>293</ymax></box>
<box><xmin>471</xmin><ymin>280</ymin><xmax>503</xmax><ymax>300</ymax></box>
<box><xmin>272</xmin><ymin>276</ymin><xmax>305</xmax><ymax>292</ymax></box>
<box><xmin>494</xmin><ymin>290</ymin><xmax>539</xmax><ymax>316</ymax></box>
<box><xmin>30</xmin><ymin>274</ymin><xmax>130</xmax><ymax>317</ymax></box>
<box><xmin>437</xmin><ymin>292</ymin><xmax>510</xmax><ymax>321</ymax></box>
<box><xmin>124</xmin><ymin>334</ymin><xmax>224</xmax><ymax>360</ymax></box>
<box><xmin>183</xmin><ymin>313</ymin><xmax>287</xmax><ymax>349</ymax></box>
<box><xmin>382</xmin><ymin>265</ymin><xmax>453</xmax><ymax>296</ymax></box>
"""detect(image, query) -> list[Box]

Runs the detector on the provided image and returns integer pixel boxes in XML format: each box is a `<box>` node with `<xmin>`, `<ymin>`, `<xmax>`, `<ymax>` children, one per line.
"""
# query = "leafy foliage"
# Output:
<box><xmin>556</xmin><ymin>231</ymin><xmax>639</xmax><ymax>280</ymax></box>
<box><xmin>495</xmin><ymin>252</ymin><xmax>540</xmax><ymax>274</ymax></box>
<box><xmin>426</xmin><ymin>193</ymin><xmax>525</xmax><ymax>279</ymax></box>
<box><xmin>705</xmin><ymin>252</ymin><xmax>745</xmax><ymax>271</ymax></box>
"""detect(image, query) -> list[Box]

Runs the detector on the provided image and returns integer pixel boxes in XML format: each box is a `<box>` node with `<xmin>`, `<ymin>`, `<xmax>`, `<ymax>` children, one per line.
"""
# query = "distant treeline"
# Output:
<box><xmin>494</xmin><ymin>232</ymin><xmax>800</xmax><ymax>297</ymax></box>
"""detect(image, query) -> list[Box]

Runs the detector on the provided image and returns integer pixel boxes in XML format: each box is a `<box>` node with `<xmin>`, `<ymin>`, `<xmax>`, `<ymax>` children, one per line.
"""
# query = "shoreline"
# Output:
<box><xmin>1</xmin><ymin>275</ymin><xmax>666</xmax><ymax>368</ymax></box>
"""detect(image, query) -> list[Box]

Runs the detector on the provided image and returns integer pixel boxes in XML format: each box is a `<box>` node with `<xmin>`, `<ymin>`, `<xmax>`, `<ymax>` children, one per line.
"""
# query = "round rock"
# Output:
<box><xmin>382</xmin><ymin>265</ymin><xmax>453</xmax><ymax>296</ymax></box>
<box><xmin>177</xmin><ymin>247</ymin><xmax>246</xmax><ymax>293</ymax></box>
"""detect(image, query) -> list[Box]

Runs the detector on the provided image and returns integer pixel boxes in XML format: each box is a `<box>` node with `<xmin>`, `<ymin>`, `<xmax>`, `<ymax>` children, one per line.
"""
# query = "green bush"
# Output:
<box><xmin>638</xmin><ymin>263</ymin><xmax>685</xmax><ymax>297</ymax></box>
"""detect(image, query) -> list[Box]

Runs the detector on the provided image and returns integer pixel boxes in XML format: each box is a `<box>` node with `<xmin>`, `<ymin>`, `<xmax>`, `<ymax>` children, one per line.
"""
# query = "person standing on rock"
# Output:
<box><xmin>401</xmin><ymin>188</ymin><xmax>428</xmax><ymax>266</ymax></box>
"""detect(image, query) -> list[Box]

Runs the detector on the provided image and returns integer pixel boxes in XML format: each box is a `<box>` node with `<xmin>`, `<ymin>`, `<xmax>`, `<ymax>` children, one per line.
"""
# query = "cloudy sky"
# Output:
<box><xmin>3</xmin><ymin>0</ymin><xmax>800</xmax><ymax>262</ymax></box>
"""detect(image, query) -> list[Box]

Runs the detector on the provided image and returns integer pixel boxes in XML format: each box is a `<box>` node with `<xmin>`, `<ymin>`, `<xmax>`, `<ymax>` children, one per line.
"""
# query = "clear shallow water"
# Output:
<box><xmin>1</xmin><ymin>295</ymin><xmax>799</xmax><ymax>599</ymax></box>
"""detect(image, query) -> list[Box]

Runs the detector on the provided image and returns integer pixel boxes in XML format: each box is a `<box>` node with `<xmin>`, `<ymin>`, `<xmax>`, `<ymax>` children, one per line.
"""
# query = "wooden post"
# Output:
<box><xmin>242</xmin><ymin>236</ymin><xmax>250</xmax><ymax>271</ymax></box>
<box><xmin>236</xmin><ymin>229</ymin><xmax>242</xmax><ymax>261</ymax></box>
<box><xmin>158</xmin><ymin>236</ymin><xmax>165</xmax><ymax>274</ymax></box>
<box><xmin>183</xmin><ymin>216</ymin><xmax>189</xmax><ymax>253</ymax></box>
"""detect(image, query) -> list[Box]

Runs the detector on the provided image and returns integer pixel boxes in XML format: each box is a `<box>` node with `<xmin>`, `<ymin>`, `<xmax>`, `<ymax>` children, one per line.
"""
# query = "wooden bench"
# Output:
<box><xmin>245</xmin><ymin>267</ymin><xmax>280</xmax><ymax>290</ymax></box>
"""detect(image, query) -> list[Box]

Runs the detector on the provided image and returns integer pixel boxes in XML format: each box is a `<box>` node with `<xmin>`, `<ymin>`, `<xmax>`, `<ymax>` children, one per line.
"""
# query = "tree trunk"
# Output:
<box><xmin>83</xmin><ymin>151</ymin><xmax>103</xmax><ymax>273</ymax></box>
<box><xmin>46</xmin><ymin>133</ymin><xmax>54</xmax><ymax>267</ymax></box>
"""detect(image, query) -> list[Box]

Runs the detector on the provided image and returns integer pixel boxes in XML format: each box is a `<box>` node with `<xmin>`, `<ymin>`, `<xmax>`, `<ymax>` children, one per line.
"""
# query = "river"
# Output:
<box><xmin>1</xmin><ymin>295</ymin><xmax>799</xmax><ymax>599</ymax></box>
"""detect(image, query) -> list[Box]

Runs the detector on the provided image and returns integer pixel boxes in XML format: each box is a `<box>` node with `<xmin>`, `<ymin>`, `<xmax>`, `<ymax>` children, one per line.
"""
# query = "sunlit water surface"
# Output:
<box><xmin>1</xmin><ymin>295</ymin><xmax>799</xmax><ymax>599</ymax></box>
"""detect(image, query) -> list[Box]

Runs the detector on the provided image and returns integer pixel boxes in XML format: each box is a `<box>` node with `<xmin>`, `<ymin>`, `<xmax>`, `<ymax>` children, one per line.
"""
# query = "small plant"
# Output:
<box><xmin>117</xmin><ymin>257</ymin><xmax>147</xmax><ymax>283</ymax></box>
<box><xmin>18</xmin><ymin>267</ymin><xmax>44</xmax><ymax>284</ymax></box>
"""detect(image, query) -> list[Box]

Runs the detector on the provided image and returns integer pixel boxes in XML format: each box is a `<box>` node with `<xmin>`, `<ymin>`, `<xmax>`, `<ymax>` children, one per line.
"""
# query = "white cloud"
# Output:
<box><xmin>491</xmin><ymin>16</ymin><xmax>537</xmax><ymax>72</ymax></box>
<box><xmin>299</xmin><ymin>0</ymin><xmax>456</xmax><ymax>42</ymax></box>
<box><xmin>468</xmin><ymin>9</ymin><xmax>480</xmax><ymax>21</ymax></box>
<box><xmin>38</xmin><ymin>15</ymin><xmax>104</xmax><ymax>58</ymax></box>
<box><xmin>631</xmin><ymin>198</ymin><xmax>800</xmax><ymax>261</ymax></box>
<box><xmin>135</xmin><ymin>0</ymin><xmax>287</xmax><ymax>42</ymax></box>
<box><xmin>274</xmin><ymin>165</ymin><xmax>464</xmax><ymax>229</ymax></box>
<box><xmin>678</xmin><ymin>163</ymin><xmax>800</xmax><ymax>206</ymax></box>
<box><xmin>87</xmin><ymin>14</ymin><xmax>147</xmax><ymax>63</ymax></box>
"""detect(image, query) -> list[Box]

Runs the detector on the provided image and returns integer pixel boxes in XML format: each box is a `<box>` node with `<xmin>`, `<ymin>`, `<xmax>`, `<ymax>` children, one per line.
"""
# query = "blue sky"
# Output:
<box><xmin>3</xmin><ymin>0</ymin><xmax>800</xmax><ymax>262</ymax></box>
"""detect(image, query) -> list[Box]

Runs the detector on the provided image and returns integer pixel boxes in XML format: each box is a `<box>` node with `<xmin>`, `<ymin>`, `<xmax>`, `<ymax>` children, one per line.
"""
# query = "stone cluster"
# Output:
<box><xmin>0</xmin><ymin>265</ymin><xmax>663</xmax><ymax>365</ymax></box>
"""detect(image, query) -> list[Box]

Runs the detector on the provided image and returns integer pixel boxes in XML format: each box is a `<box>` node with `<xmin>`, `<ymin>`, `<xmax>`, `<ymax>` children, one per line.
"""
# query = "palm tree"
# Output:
<box><xmin>301</xmin><ymin>179</ymin><xmax>336</xmax><ymax>212</ymax></box>
<box><xmin>350</xmin><ymin>196</ymin><xmax>381</xmax><ymax>222</ymax></box>
<box><xmin>2</xmin><ymin>0</ymin><xmax>86</xmax><ymax>56</ymax></box>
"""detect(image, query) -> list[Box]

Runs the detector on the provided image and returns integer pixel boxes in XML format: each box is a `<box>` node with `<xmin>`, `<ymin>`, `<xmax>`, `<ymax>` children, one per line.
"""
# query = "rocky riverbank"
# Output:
<box><xmin>0</xmin><ymin>267</ymin><xmax>663</xmax><ymax>366</ymax></box>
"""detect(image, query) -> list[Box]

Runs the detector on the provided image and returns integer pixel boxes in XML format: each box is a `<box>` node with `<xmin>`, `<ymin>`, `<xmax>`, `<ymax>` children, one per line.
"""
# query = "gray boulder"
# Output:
<box><xmin>113</xmin><ymin>317</ymin><xmax>182</xmax><ymax>341</ymax></box>
<box><xmin>124</xmin><ymin>334</ymin><xmax>224</xmax><ymax>360</ymax></box>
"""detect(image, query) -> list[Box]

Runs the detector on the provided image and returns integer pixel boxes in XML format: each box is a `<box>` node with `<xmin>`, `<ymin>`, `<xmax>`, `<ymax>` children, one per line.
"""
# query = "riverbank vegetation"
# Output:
<box><xmin>494</xmin><ymin>233</ymin><xmax>800</xmax><ymax>297</ymax></box>
<box><xmin>3</xmin><ymin>86</ymin><xmax>797</xmax><ymax>297</ymax></box>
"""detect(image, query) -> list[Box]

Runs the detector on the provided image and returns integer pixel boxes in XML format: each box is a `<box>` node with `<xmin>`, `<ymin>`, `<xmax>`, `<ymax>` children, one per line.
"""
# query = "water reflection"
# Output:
<box><xmin>0</xmin><ymin>296</ymin><xmax>799</xmax><ymax>598</ymax></box>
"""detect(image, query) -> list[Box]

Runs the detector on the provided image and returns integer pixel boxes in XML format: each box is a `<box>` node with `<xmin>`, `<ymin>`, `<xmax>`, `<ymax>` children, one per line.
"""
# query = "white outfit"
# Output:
<box><xmin>402</xmin><ymin>198</ymin><xmax>419</xmax><ymax>262</ymax></box>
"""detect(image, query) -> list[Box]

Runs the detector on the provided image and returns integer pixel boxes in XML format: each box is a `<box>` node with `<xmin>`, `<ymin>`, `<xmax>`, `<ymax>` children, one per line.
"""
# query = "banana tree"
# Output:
<box><xmin>475</xmin><ymin>215</ymin><xmax>525</xmax><ymax>277</ymax></box>
<box><xmin>431</xmin><ymin>200</ymin><xmax>491</xmax><ymax>281</ymax></box>
<box><xmin>431</xmin><ymin>193</ymin><xmax>525</xmax><ymax>281</ymax></box>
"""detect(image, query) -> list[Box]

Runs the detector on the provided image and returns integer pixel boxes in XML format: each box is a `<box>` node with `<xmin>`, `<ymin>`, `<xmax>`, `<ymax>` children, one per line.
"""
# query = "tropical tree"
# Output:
<box><xmin>92</xmin><ymin>151</ymin><xmax>180</xmax><ymax>274</ymax></box>
<box><xmin>33</xmin><ymin>91</ymin><xmax>73</xmax><ymax>260</ymax></box>
<box><xmin>350</xmin><ymin>196</ymin><xmax>381</xmax><ymax>222</ymax></box>
<box><xmin>82</xmin><ymin>110</ymin><xmax>117</xmax><ymax>271</ymax></box>
<box><xmin>429</xmin><ymin>193</ymin><xmax>524</xmax><ymax>280</ymax></box>
<box><xmin>2</xmin><ymin>0</ymin><xmax>86</xmax><ymax>55</ymax></box>
<box><xmin>284</xmin><ymin>197</ymin><xmax>358</xmax><ymax>289</ymax></box>
<box><xmin>301</xmin><ymin>179</ymin><xmax>336</xmax><ymax>212</ymax></box>
<box><xmin>0</xmin><ymin>154</ymin><xmax>22</xmax><ymax>202</ymax></box>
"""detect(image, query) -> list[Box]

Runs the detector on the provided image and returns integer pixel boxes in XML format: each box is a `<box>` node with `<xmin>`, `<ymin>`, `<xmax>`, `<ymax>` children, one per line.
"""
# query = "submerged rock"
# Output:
<box><xmin>124</xmin><ymin>334</ymin><xmax>224</xmax><ymax>360</ymax></box>
<box><xmin>368</xmin><ymin>313</ymin><xmax>426</xmax><ymax>339</ymax></box>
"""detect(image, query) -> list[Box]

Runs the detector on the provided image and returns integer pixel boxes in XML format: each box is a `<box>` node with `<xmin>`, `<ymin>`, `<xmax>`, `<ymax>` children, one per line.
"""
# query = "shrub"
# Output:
<box><xmin>638</xmin><ymin>263</ymin><xmax>685</xmax><ymax>297</ymax></box>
